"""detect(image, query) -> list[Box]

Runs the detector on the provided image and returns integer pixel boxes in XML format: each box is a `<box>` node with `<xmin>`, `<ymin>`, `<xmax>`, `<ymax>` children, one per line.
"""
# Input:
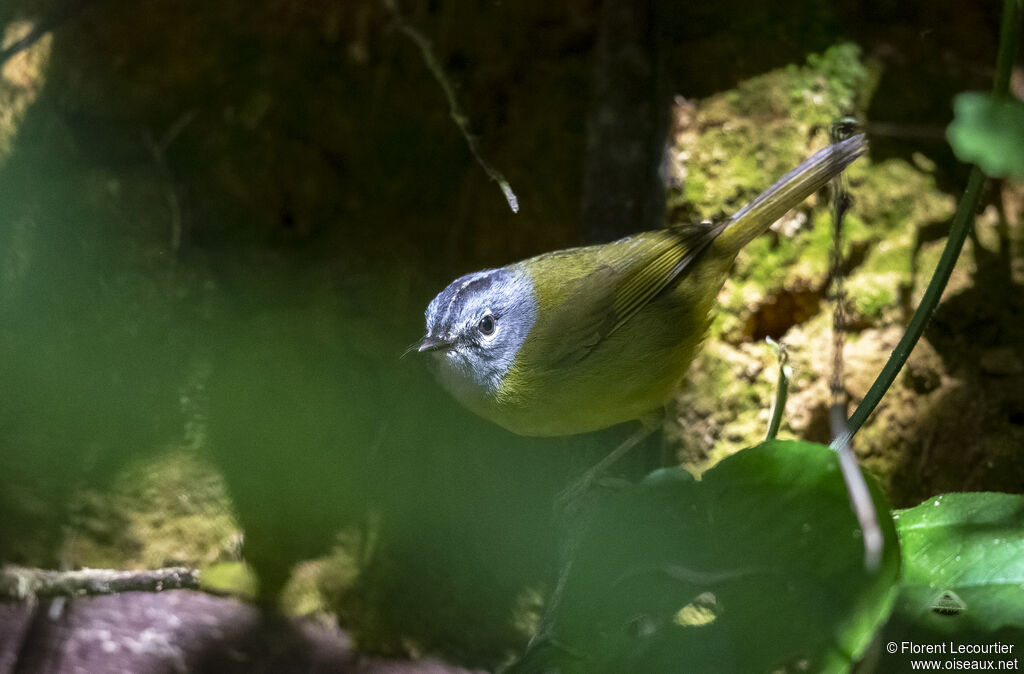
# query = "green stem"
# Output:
<box><xmin>992</xmin><ymin>0</ymin><xmax>1021</xmax><ymax>98</ymax></box>
<box><xmin>765</xmin><ymin>338</ymin><xmax>789</xmax><ymax>441</ymax></box>
<box><xmin>847</xmin><ymin>0</ymin><xmax>1020</xmax><ymax>437</ymax></box>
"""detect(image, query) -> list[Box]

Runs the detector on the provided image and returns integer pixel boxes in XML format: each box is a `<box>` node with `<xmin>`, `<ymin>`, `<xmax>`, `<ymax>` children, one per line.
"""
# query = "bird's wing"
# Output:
<box><xmin>538</xmin><ymin>224</ymin><xmax>717</xmax><ymax>368</ymax></box>
<box><xmin>605</xmin><ymin>224</ymin><xmax>719</xmax><ymax>337</ymax></box>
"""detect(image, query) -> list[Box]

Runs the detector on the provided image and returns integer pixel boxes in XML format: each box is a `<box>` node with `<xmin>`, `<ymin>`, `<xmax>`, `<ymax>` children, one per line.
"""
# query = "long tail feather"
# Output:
<box><xmin>715</xmin><ymin>133</ymin><xmax>867</xmax><ymax>257</ymax></box>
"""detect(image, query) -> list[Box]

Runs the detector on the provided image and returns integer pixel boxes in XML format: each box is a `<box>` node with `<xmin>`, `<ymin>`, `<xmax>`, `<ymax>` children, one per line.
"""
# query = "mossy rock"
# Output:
<box><xmin>68</xmin><ymin>448</ymin><xmax>241</xmax><ymax>571</ymax></box>
<box><xmin>666</xmin><ymin>40</ymin><xmax>976</xmax><ymax>474</ymax></box>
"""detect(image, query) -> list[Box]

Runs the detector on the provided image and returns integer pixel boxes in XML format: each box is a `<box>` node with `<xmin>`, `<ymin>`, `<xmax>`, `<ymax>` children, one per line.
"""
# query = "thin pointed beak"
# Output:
<box><xmin>417</xmin><ymin>336</ymin><xmax>454</xmax><ymax>353</ymax></box>
<box><xmin>403</xmin><ymin>335</ymin><xmax>453</xmax><ymax>358</ymax></box>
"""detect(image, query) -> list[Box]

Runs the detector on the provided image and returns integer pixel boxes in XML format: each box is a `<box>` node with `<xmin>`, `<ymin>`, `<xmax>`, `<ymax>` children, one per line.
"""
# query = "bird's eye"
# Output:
<box><xmin>477</xmin><ymin>314</ymin><xmax>496</xmax><ymax>336</ymax></box>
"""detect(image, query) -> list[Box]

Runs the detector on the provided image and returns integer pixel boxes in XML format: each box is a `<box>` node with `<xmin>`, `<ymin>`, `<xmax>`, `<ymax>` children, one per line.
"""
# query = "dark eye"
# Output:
<box><xmin>477</xmin><ymin>314</ymin><xmax>496</xmax><ymax>336</ymax></box>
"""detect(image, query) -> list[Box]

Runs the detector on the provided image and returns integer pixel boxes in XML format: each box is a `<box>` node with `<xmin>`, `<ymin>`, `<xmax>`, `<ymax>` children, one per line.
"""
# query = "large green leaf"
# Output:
<box><xmin>528</xmin><ymin>440</ymin><xmax>899</xmax><ymax>674</ymax></box>
<box><xmin>892</xmin><ymin>492</ymin><xmax>1024</xmax><ymax>634</ymax></box>
<box><xmin>947</xmin><ymin>92</ymin><xmax>1024</xmax><ymax>180</ymax></box>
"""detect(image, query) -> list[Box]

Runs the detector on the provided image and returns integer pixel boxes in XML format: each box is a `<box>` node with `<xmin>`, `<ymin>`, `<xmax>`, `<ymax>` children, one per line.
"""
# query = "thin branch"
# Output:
<box><xmin>382</xmin><ymin>0</ymin><xmax>519</xmax><ymax>214</ymax></box>
<box><xmin>0</xmin><ymin>565</ymin><xmax>200</xmax><ymax>603</ymax></box>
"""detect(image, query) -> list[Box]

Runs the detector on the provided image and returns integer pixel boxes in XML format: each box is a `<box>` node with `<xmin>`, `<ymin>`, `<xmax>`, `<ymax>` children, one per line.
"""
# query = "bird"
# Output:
<box><xmin>416</xmin><ymin>134</ymin><xmax>866</xmax><ymax>437</ymax></box>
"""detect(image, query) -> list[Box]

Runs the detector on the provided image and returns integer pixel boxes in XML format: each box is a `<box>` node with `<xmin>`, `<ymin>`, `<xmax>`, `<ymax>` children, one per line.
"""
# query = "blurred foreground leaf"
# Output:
<box><xmin>947</xmin><ymin>92</ymin><xmax>1024</xmax><ymax>179</ymax></box>
<box><xmin>532</xmin><ymin>440</ymin><xmax>899</xmax><ymax>673</ymax></box>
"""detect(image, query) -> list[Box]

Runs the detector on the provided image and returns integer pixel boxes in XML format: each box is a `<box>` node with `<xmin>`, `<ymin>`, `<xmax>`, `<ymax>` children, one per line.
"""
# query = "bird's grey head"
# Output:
<box><xmin>418</xmin><ymin>267</ymin><xmax>537</xmax><ymax>404</ymax></box>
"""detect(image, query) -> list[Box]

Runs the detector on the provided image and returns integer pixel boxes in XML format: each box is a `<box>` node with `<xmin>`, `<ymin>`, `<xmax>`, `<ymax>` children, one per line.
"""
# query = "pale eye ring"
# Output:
<box><xmin>477</xmin><ymin>314</ymin><xmax>496</xmax><ymax>336</ymax></box>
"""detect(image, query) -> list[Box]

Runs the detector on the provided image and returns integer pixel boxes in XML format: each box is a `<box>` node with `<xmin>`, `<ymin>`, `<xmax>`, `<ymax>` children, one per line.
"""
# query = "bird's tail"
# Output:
<box><xmin>714</xmin><ymin>133</ymin><xmax>866</xmax><ymax>257</ymax></box>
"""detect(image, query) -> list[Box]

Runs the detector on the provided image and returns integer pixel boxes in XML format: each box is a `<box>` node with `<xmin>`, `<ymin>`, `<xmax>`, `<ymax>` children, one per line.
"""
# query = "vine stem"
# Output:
<box><xmin>845</xmin><ymin>0</ymin><xmax>1020</xmax><ymax>438</ymax></box>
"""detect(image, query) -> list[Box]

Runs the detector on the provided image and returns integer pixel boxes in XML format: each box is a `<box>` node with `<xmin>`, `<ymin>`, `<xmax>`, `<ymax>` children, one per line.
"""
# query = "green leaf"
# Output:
<box><xmin>947</xmin><ymin>92</ymin><xmax>1024</xmax><ymax>179</ymax></box>
<box><xmin>892</xmin><ymin>492</ymin><xmax>1024</xmax><ymax>634</ymax></box>
<box><xmin>536</xmin><ymin>441</ymin><xmax>899</xmax><ymax>674</ymax></box>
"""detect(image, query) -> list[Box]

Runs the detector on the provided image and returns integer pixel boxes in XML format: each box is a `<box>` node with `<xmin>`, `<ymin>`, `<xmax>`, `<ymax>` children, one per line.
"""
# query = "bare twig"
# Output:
<box><xmin>382</xmin><ymin>0</ymin><xmax>519</xmax><ymax>213</ymax></box>
<box><xmin>0</xmin><ymin>565</ymin><xmax>200</xmax><ymax>603</ymax></box>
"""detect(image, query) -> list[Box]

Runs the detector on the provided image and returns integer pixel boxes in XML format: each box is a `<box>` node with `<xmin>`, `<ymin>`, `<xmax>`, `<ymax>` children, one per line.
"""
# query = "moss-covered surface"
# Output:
<box><xmin>67</xmin><ymin>448</ymin><xmax>240</xmax><ymax>571</ymax></box>
<box><xmin>665</xmin><ymin>41</ymin><xmax>1023</xmax><ymax>511</ymax></box>
<box><xmin>670</xmin><ymin>44</ymin><xmax>869</xmax><ymax>221</ymax></box>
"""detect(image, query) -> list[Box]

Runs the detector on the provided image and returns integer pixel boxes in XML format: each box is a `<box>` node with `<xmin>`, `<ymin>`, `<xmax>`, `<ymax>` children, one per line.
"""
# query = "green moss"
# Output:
<box><xmin>738</xmin><ymin>234</ymin><xmax>794</xmax><ymax>287</ymax></box>
<box><xmin>847</xmin><ymin>275</ymin><xmax>897</xmax><ymax>320</ymax></box>
<box><xmin>668</xmin><ymin>33</ymin><xmax>1022</xmax><ymax>521</ymax></box>
<box><xmin>854</xmin><ymin>159</ymin><xmax>955</xmax><ymax>234</ymax></box>
<box><xmin>673</xmin><ymin>338</ymin><xmax>782</xmax><ymax>475</ymax></box>
<box><xmin>861</xmin><ymin>239</ymin><xmax>914</xmax><ymax>277</ymax></box>
<box><xmin>680</xmin><ymin>123</ymin><xmax>808</xmax><ymax>220</ymax></box>
<box><xmin>69</xmin><ymin>448</ymin><xmax>241</xmax><ymax>572</ymax></box>
<box><xmin>720</xmin><ymin>44</ymin><xmax>868</xmax><ymax>124</ymax></box>
<box><xmin>673</xmin><ymin>43</ymin><xmax>868</xmax><ymax>222</ymax></box>
<box><xmin>279</xmin><ymin>560</ymin><xmax>330</xmax><ymax>616</ymax></box>
<box><xmin>671</xmin><ymin>43</ymin><xmax>879</xmax><ymax>335</ymax></box>
<box><xmin>788</xmin><ymin>213</ymin><xmax>836</xmax><ymax>283</ymax></box>
<box><xmin>803</xmin><ymin>44</ymin><xmax>870</xmax><ymax>114</ymax></box>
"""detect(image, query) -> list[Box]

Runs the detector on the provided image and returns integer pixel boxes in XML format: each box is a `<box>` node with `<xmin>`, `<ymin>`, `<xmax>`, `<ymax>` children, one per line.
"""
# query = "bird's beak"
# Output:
<box><xmin>416</xmin><ymin>336</ymin><xmax>454</xmax><ymax>353</ymax></box>
<box><xmin>403</xmin><ymin>335</ymin><xmax>453</xmax><ymax>358</ymax></box>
